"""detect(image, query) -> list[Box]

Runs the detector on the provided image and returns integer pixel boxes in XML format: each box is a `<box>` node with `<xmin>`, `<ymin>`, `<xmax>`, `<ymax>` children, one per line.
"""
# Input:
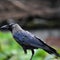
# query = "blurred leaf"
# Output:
<box><xmin>34</xmin><ymin>49</ymin><xmax>47</xmax><ymax>57</ymax></box>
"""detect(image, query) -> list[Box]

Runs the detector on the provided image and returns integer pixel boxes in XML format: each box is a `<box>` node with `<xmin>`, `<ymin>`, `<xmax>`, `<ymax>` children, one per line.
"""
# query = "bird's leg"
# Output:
<box><xmin>23</xmin><ymin>48</ymin><xmax>27</xmax><ymax>54</ymax></box>
<box><xmin>30</xmin><ymin>49</ymin><xmax>34</xmax><ymax>60</ymax></box>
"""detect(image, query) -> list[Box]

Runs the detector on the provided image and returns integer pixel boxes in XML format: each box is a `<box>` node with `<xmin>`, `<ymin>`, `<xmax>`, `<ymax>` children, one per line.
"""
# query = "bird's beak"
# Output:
<box><xmin>0</xmin><ymin>25</ymin><xmax>8</xmax><ymax>31</ymax></box>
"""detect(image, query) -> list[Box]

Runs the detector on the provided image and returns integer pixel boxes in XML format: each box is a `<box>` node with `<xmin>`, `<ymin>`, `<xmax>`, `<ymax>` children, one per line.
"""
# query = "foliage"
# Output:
<box><xmin>0</xmin><ymin>31</ymin><xmax>60</xmax><ymax>60</ymax></box>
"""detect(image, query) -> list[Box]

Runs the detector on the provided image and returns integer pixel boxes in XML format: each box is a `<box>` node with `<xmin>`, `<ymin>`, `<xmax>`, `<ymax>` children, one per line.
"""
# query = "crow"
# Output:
<box><xmin>0</xmin><ymin>23</ymin><xmax>60</xmax><ymax>60</ymax></box>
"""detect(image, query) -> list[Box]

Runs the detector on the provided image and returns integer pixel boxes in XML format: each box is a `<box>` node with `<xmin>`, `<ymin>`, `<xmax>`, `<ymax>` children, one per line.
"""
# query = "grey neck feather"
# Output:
<box><xmin>12</xmin><ymin>24</ymin><xmax>24</xmax><ymax>34</ymax></box>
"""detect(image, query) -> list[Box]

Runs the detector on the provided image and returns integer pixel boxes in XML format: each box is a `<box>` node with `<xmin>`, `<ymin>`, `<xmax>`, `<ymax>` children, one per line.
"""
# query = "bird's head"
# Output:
<box><xmin>0</xmin><ymin>23</ymin><xmax>15</xmax><ymax>31</ymax></box>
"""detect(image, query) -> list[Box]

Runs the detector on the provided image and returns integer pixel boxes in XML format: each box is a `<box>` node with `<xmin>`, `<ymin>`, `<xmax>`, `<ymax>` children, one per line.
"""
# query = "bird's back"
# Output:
<box><xmin>12</xmin><ymin>25</ymin><xmax>46</xmax><ymax>49</ymax></box>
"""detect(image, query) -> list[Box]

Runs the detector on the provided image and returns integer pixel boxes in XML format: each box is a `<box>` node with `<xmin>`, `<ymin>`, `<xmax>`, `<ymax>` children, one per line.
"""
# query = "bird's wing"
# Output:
<box><xmin>13</xmin><ymin>30</ymin><xmax>48</xmax><ymax>48</ymax></box>
<box><xmin>23</xmin><ymin>31</ymin><xmax>60</xmax><ymax>56</ymax></box>
<box><xmin>13</xmin><ymin>30</ymin><xmax>60</xmax><ymax>57</ymax></box>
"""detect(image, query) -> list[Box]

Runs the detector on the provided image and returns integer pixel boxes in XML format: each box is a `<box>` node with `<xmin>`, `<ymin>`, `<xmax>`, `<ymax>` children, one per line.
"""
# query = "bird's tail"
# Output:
<box><xmin>43</xmin><ymin>44</ymin><xmax>60</xmax><ymax>57</ymax></box>
<box><xmin>36</xmin><ymin>37</ymin><xmax>60</xmax><ymax>57</ymax></box>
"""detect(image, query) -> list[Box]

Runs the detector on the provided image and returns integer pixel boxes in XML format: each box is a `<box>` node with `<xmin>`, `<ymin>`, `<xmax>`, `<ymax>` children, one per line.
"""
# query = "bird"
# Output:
<box><xmin>0</xmin><ymin>23</ymin><xmax>60</xmax><ymax>60</ymax></box>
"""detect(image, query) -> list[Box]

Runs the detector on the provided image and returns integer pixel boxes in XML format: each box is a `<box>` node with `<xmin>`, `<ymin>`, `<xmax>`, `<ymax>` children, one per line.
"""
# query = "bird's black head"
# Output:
<box><xmin>0</xmin><ymin>23</ymin><xmax>15</xmax><ymax>31</ymax></box>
